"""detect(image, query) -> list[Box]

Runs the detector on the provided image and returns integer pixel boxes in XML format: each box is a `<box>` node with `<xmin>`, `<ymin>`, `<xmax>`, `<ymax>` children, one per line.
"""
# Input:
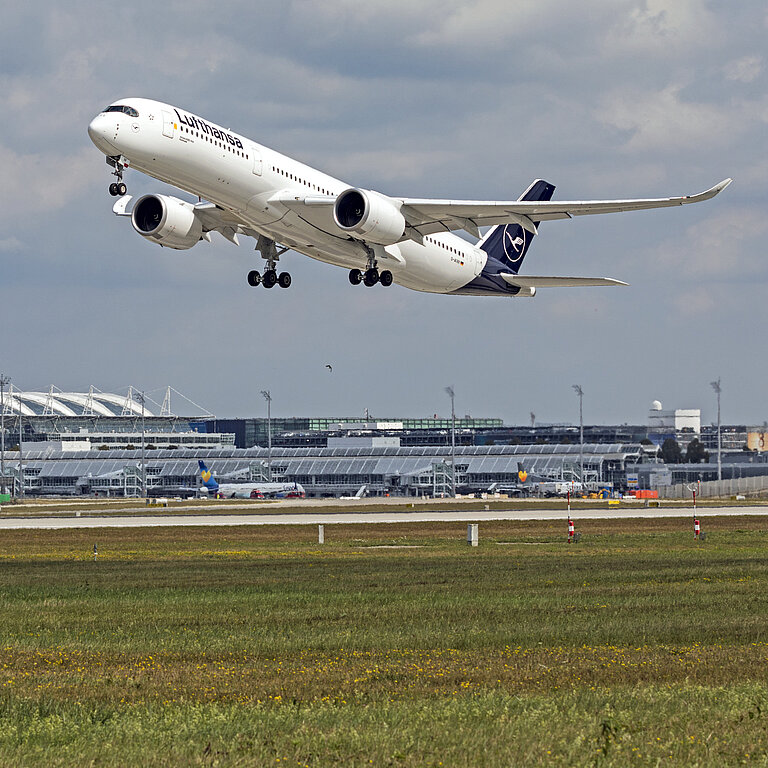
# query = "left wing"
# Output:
<box><xmin>113</xmin><ymin>195</ymin><xmax>259</xmax><ymax>244</ymax></box>
<box><xmin>397</xmin><ymin>179</ymin><xmax>732</xmax><ymax>238</ymax></box>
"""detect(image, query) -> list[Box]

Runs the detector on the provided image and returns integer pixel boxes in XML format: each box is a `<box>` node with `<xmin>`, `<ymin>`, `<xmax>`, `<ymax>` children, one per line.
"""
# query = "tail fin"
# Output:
<box><xmin>198</xmin><ymin>460</ymin><xmax>219</xmax><ymax>492</ymax></box>
<box><xmin>478</xmin><ymin>179</ymin><xmax>555</xmax><ymax>274</ymax></box>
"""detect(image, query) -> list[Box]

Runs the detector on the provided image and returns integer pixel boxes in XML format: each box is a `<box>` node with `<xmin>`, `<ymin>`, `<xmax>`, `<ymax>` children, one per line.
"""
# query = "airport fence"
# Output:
<box><xmin>662</xmin><ymin>474</ymin><xmax>768</xmax><ymax>500</ymax></box>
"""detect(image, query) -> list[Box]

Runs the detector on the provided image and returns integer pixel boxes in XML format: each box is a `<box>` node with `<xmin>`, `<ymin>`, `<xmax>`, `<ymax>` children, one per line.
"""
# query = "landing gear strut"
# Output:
<box><xmin>106</xmin><ymin>155</ymin><xmax>128</xmax><ymax>196</ymax></box>
<box><xmin>350</xmin><ymin>249</ymin><xmax>393</xmax><ymax>288</ymax></box>
<box><xmin>246</xmin><ymin>236</ymin><xmax>292</xmax><ymax>289</ymax></box>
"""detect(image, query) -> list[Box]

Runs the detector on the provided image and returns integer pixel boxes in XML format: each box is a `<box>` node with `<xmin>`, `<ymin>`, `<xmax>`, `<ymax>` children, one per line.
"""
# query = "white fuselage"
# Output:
<box><xmin>88</xmin><ymin>98</ymin><xmax>485</xmax><ymax>294</ymax></box>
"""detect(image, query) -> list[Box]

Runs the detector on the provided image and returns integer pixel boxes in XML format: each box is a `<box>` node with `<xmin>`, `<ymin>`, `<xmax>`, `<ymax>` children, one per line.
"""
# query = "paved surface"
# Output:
<box><xmin>1</xmin><ymin>506</ymin><xmax>766</xmax><ymax>530</ymax></box>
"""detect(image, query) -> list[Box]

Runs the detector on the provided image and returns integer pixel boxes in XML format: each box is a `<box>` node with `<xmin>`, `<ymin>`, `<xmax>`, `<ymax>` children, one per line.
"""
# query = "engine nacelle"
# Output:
<box><xmin>333</xmin><ymin>188</ymin><xmax>406</xmax><ymax>245</ymax></box>
<box><xmin>131</xmin><ymin>194</ymin><xmax>203</xmax><ymax>250</ymax></box>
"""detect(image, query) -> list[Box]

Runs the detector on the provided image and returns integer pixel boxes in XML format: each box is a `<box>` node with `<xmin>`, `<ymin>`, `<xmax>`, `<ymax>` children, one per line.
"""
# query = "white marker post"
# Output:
<box><xmin>467</xmin><ymin>524</ymin><xmax>479</xmax><ymax>547</ymax></box>
<box><xmin>318</xmin><ymin>524</ymin><xmax>325</xmax><ymax>544</ymax></box>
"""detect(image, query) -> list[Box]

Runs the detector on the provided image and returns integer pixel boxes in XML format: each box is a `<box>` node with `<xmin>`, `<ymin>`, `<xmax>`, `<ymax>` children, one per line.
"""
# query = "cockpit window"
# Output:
<box><xmin>104</xmin><ymin>105</ymin><xmax>139</xmax><ymax>118</ymax></box>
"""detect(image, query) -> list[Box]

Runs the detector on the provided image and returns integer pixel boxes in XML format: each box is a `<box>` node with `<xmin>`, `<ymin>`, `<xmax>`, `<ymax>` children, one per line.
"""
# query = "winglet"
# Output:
<box><xmin>685</xmin><ymin>178</ymin><xmax>732</xmax><ymax>203</ymax></box>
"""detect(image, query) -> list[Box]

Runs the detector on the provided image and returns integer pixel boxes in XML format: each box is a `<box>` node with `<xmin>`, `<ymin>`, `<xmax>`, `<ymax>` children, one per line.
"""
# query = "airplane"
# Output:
<box><xmin>197</xmin><ymin>460</ymin><xmax>305</xmax><ymax>499</ymax></box>
<box><xmin>339</xmin><ymin>484</ymin><xmax>367</xmax><ymax>500</ymax></box>
<box><xmin>88</xmin><ymin>98</ymin><xmax>732</xmax><ymax>297</ymax></box>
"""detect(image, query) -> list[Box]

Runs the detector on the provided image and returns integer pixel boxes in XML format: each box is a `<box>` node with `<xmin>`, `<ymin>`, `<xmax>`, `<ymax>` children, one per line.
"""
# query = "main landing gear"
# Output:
<box><xmin>106</xmin><ymin>155</ymin><xmax>128</xmax><ymax>196</ymax></box>
<box><xmin>248</xmin><ymin>269</ymin><xmax>291</xmax><ymax>289</ymax></box>
<box><xmin>247</xmin><ymin>236</ymin><xmax>292</xmax><ymax>289</ymax></box>
<box><xmin>348</xmin><ymin>268</ymin><xmax>393</xmax><ymax>287</ymax></box>
<box><xmin>349</xmin><ymin>247</ymin><xmax>393</xmax><ymax>288</ymax></box>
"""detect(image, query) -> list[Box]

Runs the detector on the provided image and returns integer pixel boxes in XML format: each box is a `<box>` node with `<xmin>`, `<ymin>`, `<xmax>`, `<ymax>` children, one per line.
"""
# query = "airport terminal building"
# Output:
<box><xmin>8</xmin><ymin>442</ymin><xmax>646</xmax><ymax>498</ymax></box>
<box><xmin>2</xmin><ymin>388</ymin><xmax>768</xmax><ymax>498</ymax></box>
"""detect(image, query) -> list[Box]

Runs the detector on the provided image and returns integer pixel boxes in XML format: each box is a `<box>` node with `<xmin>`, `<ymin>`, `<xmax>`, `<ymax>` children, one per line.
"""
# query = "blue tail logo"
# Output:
<box><xmin>480</xmin><ymin>179</ymin><xmax>555</xmax><ymax>274</ymax></box>
<box><xmin>198</xmin><ymin>460</ymin><xmax>219</xmax><ymax>492</ymax></box>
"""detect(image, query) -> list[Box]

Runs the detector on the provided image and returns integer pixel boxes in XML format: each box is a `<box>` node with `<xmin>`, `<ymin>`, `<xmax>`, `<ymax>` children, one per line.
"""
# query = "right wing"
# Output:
<box><xmin>397</xmin><ymin>179</ymin><xmax>732</xmax><ymax>238</ymax></box>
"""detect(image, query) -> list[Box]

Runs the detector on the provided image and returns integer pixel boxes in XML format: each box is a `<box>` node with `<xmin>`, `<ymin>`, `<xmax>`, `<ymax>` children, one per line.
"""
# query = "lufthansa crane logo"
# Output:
<box><xmin>503</xmin><ymin>225</ymin><xmax>526</xmax><ymax>263</ymax></box>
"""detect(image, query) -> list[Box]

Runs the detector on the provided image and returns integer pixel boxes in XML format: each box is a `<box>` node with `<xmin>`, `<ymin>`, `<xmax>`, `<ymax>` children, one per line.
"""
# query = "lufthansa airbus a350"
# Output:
<box><xmin>88</xmin><ymin>98</ymin><xmax>731</xmax><ymax>297</ymax></box>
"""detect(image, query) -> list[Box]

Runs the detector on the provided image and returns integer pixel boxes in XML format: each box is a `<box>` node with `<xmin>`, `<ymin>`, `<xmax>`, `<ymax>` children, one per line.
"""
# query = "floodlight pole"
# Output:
<box><xmin>0</xmin><ymin>375</ymin><xmax>8</xmax><ymax>497</ymax></box>
<box><xmin>17</xmin><ymin>399</ymin><xmax>23</xmax><ymax>500</ymax></box>
<box><xmin>445</xmin><ymin>386</ymin><xmax>456</xmax><ymax>498</ymax></box>
<box><xmin>261</xmin><ymin>390</ymin><xmax>272</xmax><ymax>481</ymax></box>
<box><xmin>710</xmin><ymin>378</ymin><xmax>722</xmax><ymax>482</ymax></box>
<box><xmin>572</xmin><ymin>385</ymin><xmax>584</xmax><ymax>485</ymax></box>
<box><xmin>137</xmin><ymin>391</ymin><xmax>147</xmax><ymax>498</ymax></box>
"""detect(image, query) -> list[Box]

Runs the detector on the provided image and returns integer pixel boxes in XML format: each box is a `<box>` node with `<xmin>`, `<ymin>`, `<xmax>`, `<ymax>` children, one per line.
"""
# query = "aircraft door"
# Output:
<box><xmin>472</xmin><ymin>248</ymin><xmax>484</xmax><ymax>277</ymax></box>
<box><xmin>252</xmin><ymin>147</ymin><xmax>262</xmax><ymax>176</ymax></box>
<box><xmin>161</xmin><ymin>111</ymin><xmax>175</xmax><ymax>138</ymax></box>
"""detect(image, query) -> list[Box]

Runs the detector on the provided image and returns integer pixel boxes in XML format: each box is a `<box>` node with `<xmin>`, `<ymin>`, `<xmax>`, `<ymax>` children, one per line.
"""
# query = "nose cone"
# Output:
<box><xmin>87</xmin><ymin>113</ymin><xmax>117</xmax><ymax>154</ymax></box>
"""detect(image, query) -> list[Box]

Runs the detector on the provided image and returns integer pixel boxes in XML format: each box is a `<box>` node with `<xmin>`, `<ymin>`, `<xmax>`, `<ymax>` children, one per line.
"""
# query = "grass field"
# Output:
<box><xmin>1</xmin><ymin>517</ymin><xmax>768</xmax><ymax>766</ymax></box>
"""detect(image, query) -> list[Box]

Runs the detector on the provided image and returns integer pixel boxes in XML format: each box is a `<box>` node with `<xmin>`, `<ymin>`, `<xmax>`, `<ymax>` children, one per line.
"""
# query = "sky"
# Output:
<box><xmin>1</xmin><ymin>1</ymin><xmax>766</xmax><ymax>427</ymax></box>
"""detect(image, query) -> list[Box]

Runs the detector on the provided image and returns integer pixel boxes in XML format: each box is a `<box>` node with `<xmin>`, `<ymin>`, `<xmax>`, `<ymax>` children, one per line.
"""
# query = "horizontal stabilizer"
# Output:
<box><xmin>500</xmin><ymin>274</ymin><xmax>628</xmax><ymax>288</ymax></box>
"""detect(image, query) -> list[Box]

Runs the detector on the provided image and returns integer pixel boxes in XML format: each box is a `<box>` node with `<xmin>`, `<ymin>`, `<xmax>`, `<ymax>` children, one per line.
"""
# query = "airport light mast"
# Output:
<box><xmin>444</xmin><ymin>386</ymin><xmax>456</xmax><ymax>498</ymax></box>
<box><xmin>710</xmin><ymin>378</ymin><xmax>722</xmax><ymax>482</ymax></box>
<box><xmin>261</xmin><ymin>390</ymin><xmax>272</xmax><ymax>482</ymax></box>
<box><xmin>17</xmin><ymin>394</ymin><xmax>23</xmax><ymax>500</ymax></box>
<box><xmin>136</xmin><ymin>391</ymin><xmax>147</xmax><ymax>498</ymax></box>
<box><xmin>572</xmin><ymin>385</ymin><xmax>584</xmax><ymax>485</ymax></box>
<box><xmin>0</xmin><ymin>375</ymin><xmax>8</xmax><ymax>497</ymax></box>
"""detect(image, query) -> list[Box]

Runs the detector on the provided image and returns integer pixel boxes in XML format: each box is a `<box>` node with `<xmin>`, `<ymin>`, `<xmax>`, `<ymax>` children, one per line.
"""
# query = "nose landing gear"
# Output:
<box><xmin>106</xmin><ymin>155</ymin><xmax>129</xmax><ymax>196</ymax></box>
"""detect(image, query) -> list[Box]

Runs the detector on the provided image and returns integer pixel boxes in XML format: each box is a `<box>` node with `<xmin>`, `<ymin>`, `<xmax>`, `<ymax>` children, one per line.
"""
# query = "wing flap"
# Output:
<box><xmin>500</xmin><ymin>274</ymin><xmax>629</xmax><ymax>288</ymax></box>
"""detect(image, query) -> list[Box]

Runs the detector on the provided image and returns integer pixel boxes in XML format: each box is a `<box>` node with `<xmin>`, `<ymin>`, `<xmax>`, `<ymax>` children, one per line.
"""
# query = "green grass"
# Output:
<box><xmin>1</xmin><ymin>518</ymin><xmax>768</xmax><ymax>765</ymax></box>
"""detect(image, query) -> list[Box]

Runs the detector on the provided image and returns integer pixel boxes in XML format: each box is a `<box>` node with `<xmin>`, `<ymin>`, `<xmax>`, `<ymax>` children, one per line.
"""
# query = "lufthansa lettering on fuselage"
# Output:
<box><xmin>173</xmin><ymin>109</ymin><xmax>244</xmax><ymax>149</ymax></box>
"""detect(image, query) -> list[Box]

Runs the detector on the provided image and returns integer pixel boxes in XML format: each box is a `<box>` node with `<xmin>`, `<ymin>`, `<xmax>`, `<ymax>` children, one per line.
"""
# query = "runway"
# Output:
<box><xmin>1</xmin><ymin>506</ymin><xmax>766</xmax><ymax>530</ymax></box>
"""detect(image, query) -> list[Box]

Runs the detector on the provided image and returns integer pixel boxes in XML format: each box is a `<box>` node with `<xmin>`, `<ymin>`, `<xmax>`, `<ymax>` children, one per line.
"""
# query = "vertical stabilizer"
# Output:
<box><xmin>198</xmin><ymin>460</ymin><xmax>219</xmax><ymax>493</ymax></box>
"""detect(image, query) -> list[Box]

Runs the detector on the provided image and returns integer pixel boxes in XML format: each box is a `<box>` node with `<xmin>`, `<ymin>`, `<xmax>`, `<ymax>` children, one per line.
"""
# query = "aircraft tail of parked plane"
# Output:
<box><xmin>198</xmin><ymin>460</ymin><xmax>220</xmax><ymax>493</ymax></box>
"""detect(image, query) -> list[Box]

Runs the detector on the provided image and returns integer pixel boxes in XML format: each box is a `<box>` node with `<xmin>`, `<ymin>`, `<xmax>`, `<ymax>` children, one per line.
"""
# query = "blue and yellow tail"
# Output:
<box><xmin>198</xmin><ymin>460</ymin><xmax>219</xmax><ymax>492</ymax></box>
<box><xmin>478</xmin><ymin>179</ymin><xmax>555</xmax><ymax>274</ymax></box>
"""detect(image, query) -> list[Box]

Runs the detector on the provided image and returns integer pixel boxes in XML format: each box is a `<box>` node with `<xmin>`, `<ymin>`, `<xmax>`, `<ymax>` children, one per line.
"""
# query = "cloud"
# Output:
<box><xmin>0</xmin><ymin>237</ymin><xmax>25</xmax><ymax>251</ymax></box>
<box><xmin>649</xmin><ymin>208</ymin><xmax>768</xmax><ymax>278</ymax></box>
<box><xmin>672</xmin><ymin>286</ymin><xmax>716</xmax><ymax>317</ymax></box>
<box><xmin>596</xmin><ymin>84</ymin><xmax>740</xmax><ymax>153</ymax></box>
<box><xmin>0</xmin><ymin>144</ymin><xmax>98</xmax><ymax>222</ymax></box>
<box><xmin>724</xmin><ymin>55</ymin><xmax>763</xmax><ymax>83</ymax></box>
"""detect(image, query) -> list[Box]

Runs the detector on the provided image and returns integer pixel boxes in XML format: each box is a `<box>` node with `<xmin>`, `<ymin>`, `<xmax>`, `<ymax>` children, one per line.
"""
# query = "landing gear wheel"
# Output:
<box><xmin>277</xmin><ymin>272</ymin><xmax>292</xmax><ymax>288</ymax></box>
<box><xmin>116</xmin><ymin>182</ymin><xmax>127</xmax><ymax>196</ymax></box>
<box><xmin>379</xmin><ymin>270</ymin><xmax>393</xmax><ymax>287</ymax></box>
<box><xmin>349</xmin><ymin>269</ymin><xmax>363</xmax><ymax>285</ymax></box>
<box><xmin>262</xmin><ymin>270</ymin><xmax>277</xmax><ymax>289</ymax></box>
<box><xmin>247</xmin><ymin>270</ymin><xmax>262</xmax><ymax>287</ymax></box>
<box><xmin>109</xmin><ymin>183</ymin><xmax>119</xmax><ymax>196</ymax></box>
<box><xmin>363</xmin><ymin>268</ymin><xmax>379</xmax><ymax>287</ymax></box>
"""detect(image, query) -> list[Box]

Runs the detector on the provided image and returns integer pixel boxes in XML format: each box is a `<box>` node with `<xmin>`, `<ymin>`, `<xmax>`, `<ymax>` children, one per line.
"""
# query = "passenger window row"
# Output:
<box><xmin>179</xmin><ymin>125</ymin><xmax>248</xmax><ymax>159</ymax></box>
<box><xmin>272</xmin><ymin>166</ymin><xmax>331</xmax><ymax>196</ymax></box>
<box><xmin>426</xmin><ymin>236</ymin><xmax>465</xmax><ymax>256</ymax></box>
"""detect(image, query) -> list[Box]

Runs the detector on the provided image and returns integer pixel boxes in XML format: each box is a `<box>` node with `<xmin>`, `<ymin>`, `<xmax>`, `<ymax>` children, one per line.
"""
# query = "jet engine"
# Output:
<box><xmin>131</xmin><ymin>194</ymin><xmax>204</xmax><ymax>250</ymax></box>
<box><xmin>333</xmin><ymin>188</ymin><xmax>406</xmax><ymax>245</ymax></box>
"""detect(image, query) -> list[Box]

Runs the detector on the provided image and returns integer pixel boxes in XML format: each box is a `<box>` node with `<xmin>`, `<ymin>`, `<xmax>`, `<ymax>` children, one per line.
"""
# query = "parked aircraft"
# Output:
<box><xmin>340</xmin><ymin>485</ymin><xmax>367</xmax><ymax>500</ymax></box>
<box><xmin>88</xmin><ymin>98</ymin><xmax>731</xmax><ymax>297</ymax></box>
<box><xmin>197</xmin><ymin>461</ymin><xmax>305</xmax><ymax>499</ymax></box>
